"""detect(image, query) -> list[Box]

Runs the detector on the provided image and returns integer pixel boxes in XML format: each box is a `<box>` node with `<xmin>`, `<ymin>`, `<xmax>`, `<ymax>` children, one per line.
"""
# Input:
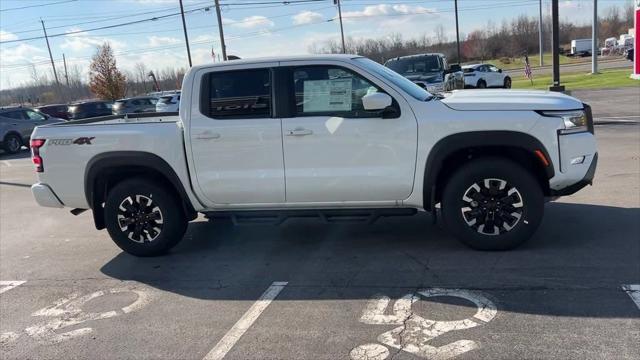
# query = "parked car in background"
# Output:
<box><xmin>384</xmin><ymin>53</ymin><xmax>464</xmax><ymax>93</ymax></box>
<box><xmin>156</xmin><ymin>93</ymin><xmax>180</xmax><ymax>113</ymax></box>
<box><xmin>68</xmin><ymin>100</ymin><xmax>113</xmax><ymax>120</ymax></box>
<box><xmin>36</xmin><ymin>104</ymin><xmax>69</xmax><ymax>120</ymax></box>
<box><xmin>462</xmin><ymin>64</ymin><xmax>511</xmax><ymax>89</ymax></box>
<box><xmin>625</xmin><ymin>48</ymin><xmax>634</xmax><ymax>61</ymax></box>
<box><xmin>1</xmin><ymin>107</ymin><xmax>65</xmax><ymax>154</ymax></box>
<box><xmin>112</xmin><ymin>96</ymin><xmax>158</xmax><ymax>115</ymax></box>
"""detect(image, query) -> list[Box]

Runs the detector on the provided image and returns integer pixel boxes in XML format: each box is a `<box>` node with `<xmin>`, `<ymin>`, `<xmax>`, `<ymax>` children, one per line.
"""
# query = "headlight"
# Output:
<box><xmin>539</xmin><ymin>110</ymin><xmax>588</xmax><ymax>134</ymax></box>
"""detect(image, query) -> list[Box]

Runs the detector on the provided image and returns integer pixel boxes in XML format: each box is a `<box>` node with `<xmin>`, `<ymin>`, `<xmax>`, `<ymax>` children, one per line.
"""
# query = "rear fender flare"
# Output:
<box><xmin>84</xmin><ymin>151</ymin><xmax>196</xmax><ymax>229</ymax></box>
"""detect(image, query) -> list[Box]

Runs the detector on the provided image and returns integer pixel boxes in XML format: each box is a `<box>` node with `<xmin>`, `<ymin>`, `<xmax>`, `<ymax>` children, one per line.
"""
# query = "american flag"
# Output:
<box><xmin>524</xmin><ymin>55</ymin><xmax>533</xmax><ymax>80</ymax></box>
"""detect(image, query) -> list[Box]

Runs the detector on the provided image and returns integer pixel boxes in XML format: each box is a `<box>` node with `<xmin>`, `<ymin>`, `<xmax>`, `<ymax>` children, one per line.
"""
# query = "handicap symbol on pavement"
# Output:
<box><xmin>350</xmin><ymin>288</ymin><xmax>497</xmax><ymax>360</ymax></box>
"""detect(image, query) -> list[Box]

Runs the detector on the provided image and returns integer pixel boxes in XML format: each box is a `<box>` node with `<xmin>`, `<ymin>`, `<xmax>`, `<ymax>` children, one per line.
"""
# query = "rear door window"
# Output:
<box><xmin>201</xmin><ymin>68</ymin><xmax>272</xmax><ymax>119</ymax></box>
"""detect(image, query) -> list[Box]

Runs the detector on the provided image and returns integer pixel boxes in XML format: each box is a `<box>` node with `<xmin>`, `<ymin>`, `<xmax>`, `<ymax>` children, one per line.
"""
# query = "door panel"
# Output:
<box><xmin>189</xmin><ymin>65</ymin><xmax>285</xmax><ymax>206</ymax></box>
<box><xmin>280</xmin><ymin>63</ymin><xmax>417</xmax><ymax>203</ymax></box>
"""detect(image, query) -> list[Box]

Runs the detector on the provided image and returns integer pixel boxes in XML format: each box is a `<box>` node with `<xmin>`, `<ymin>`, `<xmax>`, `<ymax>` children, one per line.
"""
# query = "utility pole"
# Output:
<box><xmin>40</xmin><ymin>19</ymin><xmax>60</xmax><ymax>87</ymax></box>
<box><xmin>334</xmin><ymin>0</ymin><xmax>346</xmax><ymax>53</ymax></box>
<box><xmin>62</xmin><ymin>53</ymin><xmax>69</xmax><ymax>88</ymax></box>
<box><xmin>214</xmin><ymin>0</ymin><xmax>227</xmax><ymax>61</ymax></box>
<box><xmin>179</xmin><ymin>0</ymin><xmax>192</xmax><ymax>67</ymax></box>
<box><xmin>539</xmin><ymin>0</ymin><xmax>544</xmax><ymax>67</ymax></box>
<box><xmin>591</xmin><ymin>0</ymin><xmax>598</xmax><ymax>74</ymax></box>
<box><xmin>454</xmin><ymin>0</ymin><xmax>461</xmax><ymax>63</ymax></box>
<box><xmin>549</xmin><ymin>0</ymin><xmax>564</xmax><ymax>92</ymax></box>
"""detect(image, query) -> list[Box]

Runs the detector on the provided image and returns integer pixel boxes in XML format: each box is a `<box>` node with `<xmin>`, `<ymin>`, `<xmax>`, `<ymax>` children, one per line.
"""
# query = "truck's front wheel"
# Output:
<box><xmin>104</xmin><ymin>178</ymin><xmax>187</xmax><ymax>257</ymax></box>
<box><xmin>441</xmin><ymin>157</ymin><xmax>544</xmax><ymax>250</ymax></box>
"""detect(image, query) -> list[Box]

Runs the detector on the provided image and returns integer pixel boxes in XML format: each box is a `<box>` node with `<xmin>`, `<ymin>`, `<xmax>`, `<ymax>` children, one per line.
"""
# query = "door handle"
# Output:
<box><xmin>195</xmin><ymin>132</ymin><xmax>220</xmax><ymax>140</ymax></box>
<box><xmin>286</xmin><ymin>128</ymin><xmax>313</xmax><ymax>136</ymax></box>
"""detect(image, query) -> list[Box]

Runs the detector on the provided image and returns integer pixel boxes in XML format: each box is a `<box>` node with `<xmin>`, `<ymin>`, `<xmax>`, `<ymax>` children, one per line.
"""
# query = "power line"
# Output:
<box><xmin>0</xmin><ymin>0</ymin><xmax>77</xmax><ymax>12</ymax></box>
<box><xmin>1</xmin><ymin>0</ymin><xmax>544</xmax><ymax>70</ymax></box>
<box><xmin>0</xmin><ymin>5</ymin><xmax>213</xmax><ymax>45</ymax></box>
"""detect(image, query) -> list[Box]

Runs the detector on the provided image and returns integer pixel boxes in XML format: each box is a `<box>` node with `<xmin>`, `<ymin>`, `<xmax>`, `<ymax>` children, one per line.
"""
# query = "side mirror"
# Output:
<box><xmin>449</xmin><ymin>64</ymin><xmax>462</xmax><ymax>73</ymax></box>
<box><xmin>498</xmin><ymin>69</ymin><xmax>503</xmax><ymax>73</ymax></box>
<box><xmin>362</xmin><ymin>92</ymin><xmax>392</xmax><ymax>111</ymax></box>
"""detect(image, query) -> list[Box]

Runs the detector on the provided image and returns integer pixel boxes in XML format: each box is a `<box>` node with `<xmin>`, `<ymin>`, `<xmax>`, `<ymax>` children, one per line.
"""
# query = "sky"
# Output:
<box><xmin>0</xmin><ymin>0</ymin><xmax>633</xmax><ymax>89</ymax></box>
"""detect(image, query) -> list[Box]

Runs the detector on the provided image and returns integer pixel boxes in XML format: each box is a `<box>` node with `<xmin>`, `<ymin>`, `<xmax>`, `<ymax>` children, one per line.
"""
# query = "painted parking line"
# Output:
<box><xmin>203</xmin><ymin>281</ymin><xmax>288</xmax><ymax>360</ymax></box>
<box><xmin>621</xmin><ymin>285</ymin><xmax>640</xmax><ymax>310</ymax></box>
<box><xmin>0</xmin><ymin>281</ymin><xmax>26</xmax><ymax>294</ymax></box>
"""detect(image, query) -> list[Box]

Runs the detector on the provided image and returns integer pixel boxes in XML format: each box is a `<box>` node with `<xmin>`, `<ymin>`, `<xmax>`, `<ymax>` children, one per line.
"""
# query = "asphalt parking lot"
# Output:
<box><xmin>1</xmin><ymin>88</ymin><xmax>639</xmax><ymax>360</ymax></box>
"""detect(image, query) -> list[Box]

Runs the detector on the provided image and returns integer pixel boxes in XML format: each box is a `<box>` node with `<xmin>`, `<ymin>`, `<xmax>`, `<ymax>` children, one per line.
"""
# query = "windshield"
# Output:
<box><xmin>159</xmin><ymin>96</ymin><xmax>174</xmax><ymax>104</ymax></box>
<box><xmin>385</xmin><ymin>55</ymin><xmax>442</xmax><ymax>75</ymax></box>
<box><xmin>354</xmin><ymin>57</ymin><xmax>432</xmax><ymax>101</ymax></box>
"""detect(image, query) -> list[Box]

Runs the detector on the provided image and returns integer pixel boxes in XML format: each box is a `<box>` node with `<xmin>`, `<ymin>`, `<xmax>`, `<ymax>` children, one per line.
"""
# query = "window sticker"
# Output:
<box><xmin>303</xmin><ymin>78</ymin><xmax>352</xmax><ymax>112</ymax></box>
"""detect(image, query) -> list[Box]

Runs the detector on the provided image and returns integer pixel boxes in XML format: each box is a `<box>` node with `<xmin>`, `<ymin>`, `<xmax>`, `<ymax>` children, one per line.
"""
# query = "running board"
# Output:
<box><xmin>203</xmin><ymin>208</ymin><xmax>417</xmax><ymax>226</ymax></box>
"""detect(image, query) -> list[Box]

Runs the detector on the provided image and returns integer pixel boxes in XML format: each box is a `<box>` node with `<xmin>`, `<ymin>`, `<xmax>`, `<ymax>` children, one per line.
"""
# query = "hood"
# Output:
<box><xmin>405</xmin><ymin>72</ymin><xmax>442</xmax><ymax>83</ymax></box>
<box><xmin>441</xmin><ymin>89</ymin><xmax>584</xmax><ymax>111</ymax></box>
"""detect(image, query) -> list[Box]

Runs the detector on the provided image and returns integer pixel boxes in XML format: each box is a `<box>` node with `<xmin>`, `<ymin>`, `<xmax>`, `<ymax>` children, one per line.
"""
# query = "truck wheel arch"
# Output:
<box><xmin>423</xmin><ymin>131</ymin><xmax>555</xmax><ymax>212</ymax></box>
<box><xmin>84</xmin><ymin>151</ymin><xmax>197</xmax><ymax>230</ymax></box>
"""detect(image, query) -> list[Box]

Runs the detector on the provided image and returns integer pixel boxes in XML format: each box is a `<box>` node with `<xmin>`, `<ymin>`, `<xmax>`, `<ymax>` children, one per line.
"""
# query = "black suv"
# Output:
<box><xmin>384</xmin><ymin>53</ymin><xmax>464</xmax><ymax>93</ymax></box>
<box><xmin>67</xmin><ymin>100</ymin><xmax>113</xmax><ymax>120</ymax></box>
<box><xmin>112</xmin><ymin>96</ymin><xmax>158</xmax><ymax>115</ymax></box>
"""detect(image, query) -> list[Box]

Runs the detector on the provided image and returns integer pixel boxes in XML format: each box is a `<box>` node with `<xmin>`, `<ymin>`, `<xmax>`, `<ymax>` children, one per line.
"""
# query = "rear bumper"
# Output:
<box><xmin>31</xmin><ymin>183</ymin><xmax>64</xmax><ymax>208</ymax></box>
<box><xmin>550</xmin><ymin>152</ymin><xmax>598</xmax><ymax>196</ymax></box>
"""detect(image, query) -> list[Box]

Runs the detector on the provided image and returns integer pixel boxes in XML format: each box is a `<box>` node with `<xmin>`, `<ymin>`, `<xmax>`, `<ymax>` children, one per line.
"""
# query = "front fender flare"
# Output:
<box><xmin>422</xmin><ymin>131</ymin><xmax>554</xmax><ymax>211</ymax></box>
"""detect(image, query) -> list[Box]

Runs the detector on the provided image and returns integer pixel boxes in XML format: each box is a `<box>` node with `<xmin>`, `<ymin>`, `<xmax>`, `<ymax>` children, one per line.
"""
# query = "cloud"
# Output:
<box><xmin>0</xmin><ymin>43</ymin><xmax>45</xmax><ymax>64</ymax></box>
<box><xmin>559</xmin><ymin>1</ymin><xmax>582</xmax><ymax>10</ymax></box>
<box><xmin>147</xmin><ymin>36</ymin><xmax>180</xmax><ymax>47</ymax></box>
<box><xmin>292</xmin><ymin>11</ymin><xmax>324</xmax><ymax>25</ymax></box>
<box><xmin>341</xmin><ymin>4</ymin><xmax>437</xmax><ymax>22</ymax></box>
<box><xmin>59</xmin><ymin>28</ymin><xmax>126</xmax><ymax>52</ymax></box>
<box><xmin>225</xmin><ymin>15</ymin><xmax>275</xmax><ymax>29</ymax></box>
<box><xmin>0</xmin><ymin>30</ymin><xmax>18</xmax><ymax>42</ymax></box>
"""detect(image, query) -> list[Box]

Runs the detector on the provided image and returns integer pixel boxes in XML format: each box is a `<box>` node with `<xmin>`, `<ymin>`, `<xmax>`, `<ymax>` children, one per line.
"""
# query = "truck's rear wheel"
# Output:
<box><xmin>104</xmin><ymin>178</ymin><xmax>187</xmax><ymax>257</ymax></box>
<box><xmin>441</xmin><ymin>157</ymin><xmax>543</xmax><ymax>250</ymax></box>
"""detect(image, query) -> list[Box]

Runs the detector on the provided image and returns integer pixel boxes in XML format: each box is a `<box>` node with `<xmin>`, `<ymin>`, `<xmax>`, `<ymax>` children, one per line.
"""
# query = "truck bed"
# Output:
<box><xmin>31</xmin><ymin>112</ymin><xmax>200</xmax><ymax>211</ymax></box>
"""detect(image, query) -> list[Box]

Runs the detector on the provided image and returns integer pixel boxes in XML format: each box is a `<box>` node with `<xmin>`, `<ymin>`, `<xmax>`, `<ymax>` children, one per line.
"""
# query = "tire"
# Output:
<box><xmin>2</xmin><ymin>134</ymin><xmax>22</xmax><ymax>154</ymax></box>
<box><xmin>477</xmin><ymin>80</ymin><xmax>487</xmax><ymax>89</ymax></box>
<box><xmin>503</xmin><ymin>77</ymin><xmax>512</xmax><ymax>89</ymax></box>
<box><xmin>104</xmin><ymin>178</ymin><xmax>188</xmax><ymax>257</ymax></box>
<box><xmin>441</xmin><ymin>157</ymin><xmax>544</xmax><ymax>250</ymax></box>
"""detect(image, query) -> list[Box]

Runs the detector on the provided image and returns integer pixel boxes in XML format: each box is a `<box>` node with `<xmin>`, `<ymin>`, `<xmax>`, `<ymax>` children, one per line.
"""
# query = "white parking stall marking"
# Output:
<box><xmin>203</xmin><ymin>281</ymin><xmax>288</xmax><ymax>360</ymax></box>
<box><xmin>351</xmin><ymin>288</ymin><xmax>497</xmax><ymax>360</ymax></box>
<box><xmin>621</xmin><ymin>285</ymin><xmax>640</xmax><ymax>310</ymax></box>
<box><xmin>0</xmin><ymin>280</ymin><xmax>26</xmax><ymax>294</ymax></box>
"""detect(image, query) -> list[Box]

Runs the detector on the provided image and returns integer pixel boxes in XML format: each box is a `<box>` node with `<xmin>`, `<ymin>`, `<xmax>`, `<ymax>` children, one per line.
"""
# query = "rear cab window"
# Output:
<box><xmin>200</xmin><ymin>68</ymin><xmax>272</xmax><ymax>119</ymax></box>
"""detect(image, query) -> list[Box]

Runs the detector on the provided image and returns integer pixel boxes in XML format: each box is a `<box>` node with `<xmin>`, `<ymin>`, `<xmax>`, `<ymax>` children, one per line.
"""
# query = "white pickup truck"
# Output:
<box><xmin>30</xmin><ymin>55</ymin><xmax>597</xmax><ymax>256</ymax></box>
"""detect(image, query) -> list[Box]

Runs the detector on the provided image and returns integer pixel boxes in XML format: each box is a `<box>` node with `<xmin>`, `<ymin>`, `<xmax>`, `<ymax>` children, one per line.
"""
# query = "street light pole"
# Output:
<box><xmin>454</xmin><ymin>0</ymin><xmax>461</xmax><ymax>63</ymax></box>
<box><xmin>214</xmin><ymin>0</ymin><xmax>227</xmax><ymax>61</ymax></box>
<box><xmin>549</xmin><ymin>0</ymin><xmax>564</xmax><ymax>92</ymax></box>
<box><xmin>592</xmin><ymin>0</ymin><xmax>598</xmax><ymax>74</ymax></box>
<box><xmin>335</xmin><ymin>0</ymin><xmax>346</xmax><ymax>53</ymax></box>
<box><xmin>179</xmin><ymin>0</ymin><xmax>192</xmax><ymax>67</ymax></box>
